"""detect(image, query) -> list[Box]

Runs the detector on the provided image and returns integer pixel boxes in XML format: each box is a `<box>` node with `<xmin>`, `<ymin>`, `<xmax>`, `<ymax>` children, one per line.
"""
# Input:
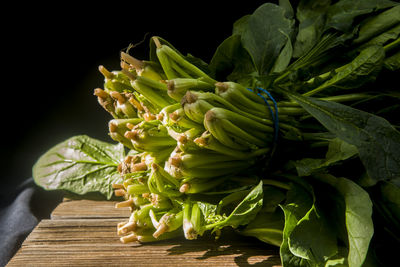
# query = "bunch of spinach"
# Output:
<box><xmin>33</xmin><ymin>0</ymin><xmax>400</xmax><ymax>266</ymax></box>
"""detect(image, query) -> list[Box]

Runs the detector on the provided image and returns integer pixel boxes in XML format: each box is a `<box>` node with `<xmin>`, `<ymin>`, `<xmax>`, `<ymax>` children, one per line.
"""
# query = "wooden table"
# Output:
<box><xmin>6</xmin><ymin>199</ymin><xmax>281</xmax><ymax>266</ymax></box>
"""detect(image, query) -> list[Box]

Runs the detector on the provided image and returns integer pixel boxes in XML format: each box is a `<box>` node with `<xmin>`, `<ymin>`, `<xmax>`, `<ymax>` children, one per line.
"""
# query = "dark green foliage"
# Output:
<box><xmin>32</xmin><ymin>1</ymin><xmax>400</xmax><ymax>266</ymax></box>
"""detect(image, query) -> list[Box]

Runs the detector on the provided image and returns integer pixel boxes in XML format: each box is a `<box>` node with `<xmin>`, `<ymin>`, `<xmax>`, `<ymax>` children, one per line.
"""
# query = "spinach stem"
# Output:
<box><xmin>131</xmin><ymin>80</ymin><xmax>172</xmax><ymax>108</ymax></box>
<box><xmin>384</xmin><ymin>38</ymin><xmax>400</xmax><ymax>53</ymax></box>
<box><xmin>121</xmin><ymin>52</ymin><xmax>144</xmax><ymax>70</ymax></box>
<box><xmin>169</xmin><ymin>59</ymin><xmax>193</xmax><ymax>78</ymax></box>
<box><xmin>204</xmin><ymin>116</ymin><xmax>246</xmax><ymax>150</ymax></box>
<box><xmin>302</xmin><ymin>64</ymin><xmax>348</xmax><ymax>97</ymax></box>
<box><xmin>160</xmin><ymin>45</ymin><xmax>217</xmax><ymax>85</ymax></box>
<box><xmin>136</xmin><ymin>75</ymin><xmax>168</xmax><ymax>91</ymax></box>
<box><xmin>184</xmin><ymin>177</ymin><xmax>228</xmax><ymax>194</ymax></box>
<box><xmin>262</xmin><ymin>179</ymin><xmax>290</xmax><ymax>190</ymax></box>
<box><xmin>220</xmin><ymin>118</ymin><xmax>269</xmax><ymax>147</ymax></box>
<box><xmin>156</xmin><ymin>48</ymin><xmax>178</xmax><ymax>80</ymax></box>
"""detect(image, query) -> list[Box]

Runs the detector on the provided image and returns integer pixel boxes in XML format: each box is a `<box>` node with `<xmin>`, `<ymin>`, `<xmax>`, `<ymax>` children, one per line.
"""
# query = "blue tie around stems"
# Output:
<box><xmin>247</xmin><ymin>87</ymin><xmax>279</xmax><ymax>144</ymax></box>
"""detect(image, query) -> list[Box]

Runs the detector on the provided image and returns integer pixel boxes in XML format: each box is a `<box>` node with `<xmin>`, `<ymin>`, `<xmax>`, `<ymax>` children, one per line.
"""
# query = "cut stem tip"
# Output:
<box><xmin>215</xmin><ymin>82</ymin><xmax>229</xmax><ymax>92</ymax></box>
<box><xmin>152</xmin><ymin>36</ymin><xmax>162</xmax><ymax>49</ymax></box>
<box><xmin>98</xmin><ymin>65</ymin><xmax>114</xmax><ymax>79</ymax></box>
<box><xmin>120</xmin><ymin>233</ymin><xmax>138</xmax><ymax>243</ymax></box>
<box><xmin>93</xmin><ymin>88</ymin><xmax>108</xmax><ymax>98</ymax></box>
<box><xmin>179</xmin><ymin>183</ymin><xmax>190</xmax><ymax>193</ymax></box>
<box><xmin>121</xmin><ymin>52</ymin><xmax>144</xmax><ymax>70</ymax></box>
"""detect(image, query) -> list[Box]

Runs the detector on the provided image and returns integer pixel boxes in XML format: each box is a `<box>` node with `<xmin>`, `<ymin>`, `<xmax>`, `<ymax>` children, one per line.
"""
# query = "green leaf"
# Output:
<box><xmin>279</xmin><ymin>0</ymin><xmax>294</xmax><ymax>19</ymax></box>
<box><xmin>33</xmin><ymin>135</ymin><xmax>124</xmax><ymax>200</ymax></box>
<box><xmin>279</xmin><ymin>182</ymin><xmax>314</xmax><ymax>267</ymax></box>
<box><xmin>196</xmin><ymin>201</ymin><xmax>220</xmax><ymax>224</ymax></box>
<box><xmin>286</xmin><ymin>92</ymin><xmax>400</xmax><ymax>183</ymax></box>
<box><xmin>271</xmin><ymin>37</ymin><xmax>293</xmax><ymax>73</ymax></box>
<box><xmin>185</xmin><ymin>53</ymin><xmax>211</xmax><ymax>75</ymax></box>
<box><xmin>222</xmin><ymin>180</ymin><xmax>264</xmax><ymax>228</ymax></box>
<box><xmin>241</xmin><ymin>3</ymin><xmax>295</xmax><ymax>75</ymax></box>
<box><xmin>260</xmin><ymin>185</ymin><xmax>287</xmax><ymax>213</ymax></box>
<box><xmin>379</xmin><ymin>181</ymin><xmax>400</xmax><ymax>222</ymax></box>
<box><xmin>283</xmin><ymin>32</ymin><xmax>356</xmax><ymax>77</ymax></box>
<box><xmin>304</xmin><ymin>45</ymin><xmax>385</xmax><ymax>96</ymax></box>
<box><xmin>352</xmin><ymin>5</ymin><xmax>400</xmax><ymax>45</ymax></box>
<box><xmin>239</xmin><ymin>185</ymin><xmax>286</xmax><ymax>247</ymax></box>
<box><xmin>288</xmin><ymin>205</ymin><xmax>338</xmax><ymax>264</ymax></box>
<box><xmin>314</xmin><ymin>174</ymin><xmax>374</xmax><ymax>267</ymax></box>
<box><xmin>240</xmin><ymin>208</ymin><xmax>284</xmax><ymax>247</ymax></box>
<box><xmin>374</xmin><ymin>180</ymin><xmax>400</xmax><ymax>238</ymax></box>
<box><xmin>281</xmin><ymin>179</ymin><xmax>338</xmax><ymax>265</ymax></box>
<box><xmin>202</xmin><ymin>181</ymin><xmax>264</xmax><ymax>231</ymax></box>
<box><xmin>325</xmin><ymin>0</ymin><xmax>398</xmax><ymax>32</ymax></box>
<box><xmin>384</xmin><ymin>51</ymin><xmax>400</xmax><ymax>71</ymax></box>
<box><xmin>335</xmin><ymin>177</ymin><xmax>374</xmax><ymax>267</ymax></box>
<box><xmin>209</xmin><ymin>35</ymin><xmax>256</xmax><ymax>84</ymax></box>
<box><xmin>356</xmin><ymin>24</ymin><xmax>400</xmax><ymax>51</ymax></box>
<box><xmin>293</xmin><ymin>0</ymin><xmax>332</xmax><ymax>58</ymax></box>
<box><xmin>295</xmin><ymin>138</ymin><xmax>358</xmax><ymax>176</ymax></box>
<box><xmin>232</xmin><ymin>15</ymin><xmax>250</xmax><ymax>36</ymax></box>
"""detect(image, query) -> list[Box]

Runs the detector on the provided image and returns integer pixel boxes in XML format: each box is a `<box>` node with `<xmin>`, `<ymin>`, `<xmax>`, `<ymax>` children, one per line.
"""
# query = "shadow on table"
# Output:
<box><xmin>156</xmin><ymin>229</ymin><xmax>281</xmax><ymax>266</ymax></box>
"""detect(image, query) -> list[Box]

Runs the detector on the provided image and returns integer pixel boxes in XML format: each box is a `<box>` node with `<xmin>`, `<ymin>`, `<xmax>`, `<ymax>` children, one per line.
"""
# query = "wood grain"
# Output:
<box><xmin>7</xmin><ymin>199</ymin><xmax>281</xmax><ymax>267</ymax></box>
<box><xmin>51</xmin><ymin>199</ymin><xmax>131</xmax><ymax>219</ymax></box>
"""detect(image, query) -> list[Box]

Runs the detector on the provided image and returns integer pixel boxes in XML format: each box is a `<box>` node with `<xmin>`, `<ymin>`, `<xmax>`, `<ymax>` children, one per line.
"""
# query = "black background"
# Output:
<box><xmin>1</xmin><ymin>2</ymin><xmax>268</xmax><ymax>194</ymax></box>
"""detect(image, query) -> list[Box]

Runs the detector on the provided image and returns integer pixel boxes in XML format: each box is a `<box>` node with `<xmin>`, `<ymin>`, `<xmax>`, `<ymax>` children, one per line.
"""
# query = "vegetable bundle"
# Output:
<box><xmin>33</xmin><ymin>1</ymin><xmax>400</xmax><ymax>266</ymax></box>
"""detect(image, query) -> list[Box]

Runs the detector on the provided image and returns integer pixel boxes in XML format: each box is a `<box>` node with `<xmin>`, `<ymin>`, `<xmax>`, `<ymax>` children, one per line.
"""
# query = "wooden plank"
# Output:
<box><xmin>8</xmin><ymin>219</ymin><xmax>281</xmax><ymax>266</ymax></box>
<box><xmin>51</xmin><ymin>199</ymin><xmax>131</xmax><ymax>219</ymax></box>
<box><xmin>7</xmin><ymin>199</ymin><xmax>282</xmax><ymax>266</ymax></box>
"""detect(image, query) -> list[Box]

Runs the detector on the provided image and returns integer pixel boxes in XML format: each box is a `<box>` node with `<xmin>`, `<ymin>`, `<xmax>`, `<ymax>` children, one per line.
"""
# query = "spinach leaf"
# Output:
<box><xmin>335</xmin><ymin>177</ymin><xmax>374</xmax><ymax>266</ymax></box>
<box><xmin>280</xmin><ymin>174</ymin><xmax>374</xmax><ymax>267</ymax></box>
<box><xmin>304</xmin><ymin>45</ymin><xmax>385</xmax><ymax>96</ymax></box>
<box><xmin>201</xmin><ymin>181</ymin><xmax>263</xmax><ymax>231</ymax></box>
<box><xmin>197</xmin><ymin>201</ymin><xmax>220</xmax><ymax>224</ymax></box>
<box><xmin>288</xmin><ymin>205</ymin><xmax>338</xmax><ymax>264</ymax></box>
<box><xmin>260</xmin><ymin>185</ymin><xmax>287</xmax><ymax>213</ymax></box>
<box><xmin>271</xmin><ymin>0</ymin><xmax>294</xmax><ymax>74</ymax></box>
<box><xmin>232</xmin><ymin>14</ymin><xmax>250</xmax><ymax>36</ymax></box>
<box><xmin>271</xmin><ymin>36</ymin><xmax>293</xmax><ymax>73</ymax></box>
<box><xmin>286</xmin><ymin>92</ymin><xmax>400</xmax><ymax>184</ymax></box>
<box><xmin>279</xmin><ymin>31</ymin><xmax>358</xmax><ymax>86</ymax></box>
<box><xmin>295</xmin><ymin>138</ymin><xmax>358</xmax><ymax>177</ymax></box>
<box><xmin>240</xmin><ymin>208</ymin><xmax>284</xmax><ymax>247</ymax></box>
<box><xmin>293</xmin><ymin>0</ymin><xmax>332</xmax><ymax>58</ymax></box>
<box><xmin>280</xmin><ymin>182</ymin><xmax>314</xmax><ymax>267</ymax></box>
<box><xmin>356</xmin><ymin>24</ymin><xmax>400</xmax><ymax>51</ymax></box>
<box><xmin>379</xmin><ymin>181</ymin><xmax>400</xmax><ymax>222</ymax></box>
<box><xmin>374</xmin><ymin>180</ymin><xmax>400</xmax><ymax>235</ymax></box>
<box><xmin>314</xmin><ymin>174</ymin><xmax>374</xmax><ymax>267</ymax></box>
<box><xmin>209</xmin><ymin>34</ymin><xmax>256</xmax><ymax>86</ymax></box>
<box><xmin>384</xmin><ymin>51</ymin><xmax>400</xmax><ymax>71</ymax></box>
<box><xmin>282</xmin><ymin>179</ymin><xmax>338</xmax><ymax>266</ymax></box>
<box><xmin>352</xmin><ymin>5</ymin><xmax>400</xmax><ymax>45</ymax></box>
<box><xmin>241</xmin><ymin>2</ymin><xmax>295</xmax><ymax>75</ymax></box>
<box><xmin>325</xmin><ymin>0</ymin><xmax>398</xmax><ymax>32</ymax></box>
<box><xmin>367</xmin><ymin>180</ymin><xmax>400</xmax><ymax>266</ymax></box>
<box><xmin>219</xmin><ymin>180</ymin><xmax>263</xmax><ymax>228</ymax></box>
<box><xmin>184</xmin><ymin>53</ymin><xmax>211</xmax><ymax>75</ymax></box>
<box><xmin>279</xmin><ymin>0</ymin><xmax>294</xmax><ymax>19</ymax></box>
<box><xmin>239</xmin><ymin>185</ymin><xmax>286</xmax><ymax>247</ymax></box>
<box><xmin>33</xmin><ymin>135</ymin><xmax>125</xmax><ymax>200</ymax></box>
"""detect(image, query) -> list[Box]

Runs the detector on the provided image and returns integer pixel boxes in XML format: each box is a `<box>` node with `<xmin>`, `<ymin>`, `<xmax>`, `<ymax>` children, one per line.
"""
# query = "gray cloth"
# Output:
<box><xmin>0</xmin><ymin>179</ymin><xmax>63</xmax><ymax>267</ymax></box>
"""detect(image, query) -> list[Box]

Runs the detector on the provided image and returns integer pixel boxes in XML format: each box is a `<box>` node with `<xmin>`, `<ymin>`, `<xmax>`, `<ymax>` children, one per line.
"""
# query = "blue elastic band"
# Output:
<box><xmin>247</xmin><ymin>87</ymin><xmax>279</xmax><ymax>144</ymax></box>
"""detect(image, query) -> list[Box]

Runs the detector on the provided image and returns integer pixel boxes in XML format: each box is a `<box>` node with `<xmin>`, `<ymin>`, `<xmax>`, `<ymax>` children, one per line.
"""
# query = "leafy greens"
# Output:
<box><xmin>32</xmin><ymin>1</ymin><xmax>400</xmax><ymax>266</ymax></box>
